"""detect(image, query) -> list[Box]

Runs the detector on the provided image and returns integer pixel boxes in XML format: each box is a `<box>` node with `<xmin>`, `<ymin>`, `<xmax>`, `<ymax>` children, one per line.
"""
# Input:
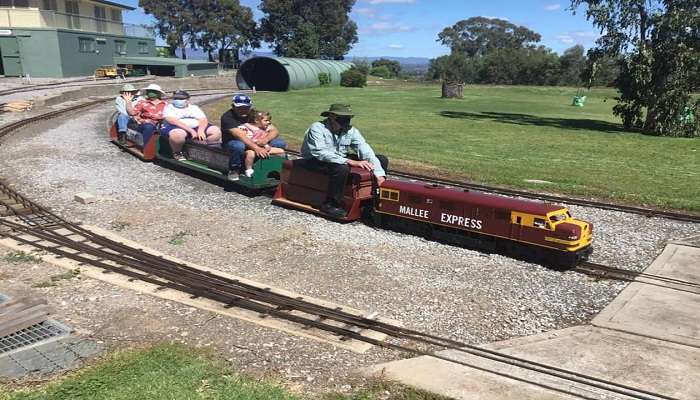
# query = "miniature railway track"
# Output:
<box><xmin>575</xmin><ymin>261</ymin><xmax>700</xmax><ymax>294</ymax></box>
<box><xmin>0</xmin><ymin>90</ymin><xmax>692</xmax><ymax>398</ymax></box>
<box><xmin>0</xmin><ymin>77</ymin><xmax>154</xmax><ymax>97</ymax></box>
<box><xmin>0</xmin><ymin>182</ymin><xmax>679</xmax><ymax>400</ymax></box>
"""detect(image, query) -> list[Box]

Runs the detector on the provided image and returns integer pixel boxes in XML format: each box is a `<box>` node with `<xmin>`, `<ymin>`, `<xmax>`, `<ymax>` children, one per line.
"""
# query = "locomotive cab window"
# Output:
<box><xmin>380</xmin><ymin>189</ymin><xmax>400</xmax><ymax>202</ymax></box>
<box><xmin>533</xmin><ymin>218</ymin><xmax>546</xmax><ymax>228</ymax></box>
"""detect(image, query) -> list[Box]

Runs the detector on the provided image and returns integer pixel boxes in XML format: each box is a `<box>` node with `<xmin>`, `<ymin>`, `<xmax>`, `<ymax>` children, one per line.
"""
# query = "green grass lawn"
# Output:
<box><xmin>204</xmin><ymin>80</ymin><xmax>700</xmax><ymax>212</ymax></box>
<box><xmin>0</xmin><ymin>344</ymin><xmax>446</xmax><ymax>400</ymax></box>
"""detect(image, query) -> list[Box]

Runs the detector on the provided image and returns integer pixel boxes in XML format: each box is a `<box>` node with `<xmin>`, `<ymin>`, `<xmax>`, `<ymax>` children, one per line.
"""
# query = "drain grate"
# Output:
<box><xmin>0</xmin><ymin>320</ymin><xmax>71</xmax><ymax>355</ymax></box>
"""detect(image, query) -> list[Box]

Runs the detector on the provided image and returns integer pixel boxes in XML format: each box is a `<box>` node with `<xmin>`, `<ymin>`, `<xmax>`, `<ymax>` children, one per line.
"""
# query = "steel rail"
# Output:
<box><xmin>0</xmin><ymin>91</ymin><xmax>686</xmax><ymax>399</ymax></box>
<box><xmin>0</xmin><ymin>218</ymin><xmax>676</xmax><ymax>400</ymax></box>
<box><xmin>0</xmin><ymin>186</ymin><xmax>678</xmax><ymax>400</ymax></box>
<box><xmin>0</xmin><ymin>77</ymin><xmax>154</xmax><ymax>97</ymax></box>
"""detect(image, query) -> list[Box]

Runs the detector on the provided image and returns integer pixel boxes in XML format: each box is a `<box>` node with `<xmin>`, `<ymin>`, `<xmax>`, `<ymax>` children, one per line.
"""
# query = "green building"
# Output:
<box><xmin>0</xmin><ymin>0</ymin><xmax>157</xmax><ymax>77</ymax></box>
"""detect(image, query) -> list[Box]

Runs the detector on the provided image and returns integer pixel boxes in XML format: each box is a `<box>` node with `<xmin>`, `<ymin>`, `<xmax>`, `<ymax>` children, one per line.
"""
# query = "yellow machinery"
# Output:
<box><xmin>94</xmin><ymin>65</ymin><xmax>130</xmax><ymax>79</ymax></box>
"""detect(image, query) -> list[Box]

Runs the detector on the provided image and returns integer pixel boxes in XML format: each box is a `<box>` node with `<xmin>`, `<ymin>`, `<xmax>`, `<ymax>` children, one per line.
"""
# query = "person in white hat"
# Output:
<box><xmin>114</xmin><ymin>83</ymin><xmax>141</xmax><ymax>143</ymax></box>
<box><xmin>125</xmin><ymin>83</ymin><xmax>168</xmax><ymax>147</ymax></box>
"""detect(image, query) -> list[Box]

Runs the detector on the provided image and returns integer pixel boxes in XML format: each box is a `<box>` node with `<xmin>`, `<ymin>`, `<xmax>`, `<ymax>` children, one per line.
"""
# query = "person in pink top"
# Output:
<box><xmin>125</xmin><ymin>83</ymin><xmax>167</xmax><ymax>146</ymax></box>
<box><xmin>234</xmin><ymin>110</ymin><xmax>285</xmax><ymax>177</ymax></box>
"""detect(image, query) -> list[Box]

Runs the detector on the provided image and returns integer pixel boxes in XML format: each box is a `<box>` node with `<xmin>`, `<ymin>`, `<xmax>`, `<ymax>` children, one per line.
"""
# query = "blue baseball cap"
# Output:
<box><xmin>232</xmin><ymin>94</ymin><xmax>252</xmax><ymax>107</ymax></box>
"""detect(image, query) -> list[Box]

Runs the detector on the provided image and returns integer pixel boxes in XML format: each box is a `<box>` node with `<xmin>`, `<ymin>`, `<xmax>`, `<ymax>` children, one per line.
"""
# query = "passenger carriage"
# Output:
<box><xmin>109</xmin><ymin>113</ymin><xmax>285</xmax><ymax>190</ymax></box>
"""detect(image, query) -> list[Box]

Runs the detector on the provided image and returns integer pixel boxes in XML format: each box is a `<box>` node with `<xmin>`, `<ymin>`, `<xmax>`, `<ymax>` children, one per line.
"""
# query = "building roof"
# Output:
<box><xmin>90</xmin><ymin>0</ymin><xmax>136</xmax><ymax>11</ymax></box>
<box><xmin>114</xmin><ymin>56</ymin><xmax>217</xmax><ymax>66</ymax></box>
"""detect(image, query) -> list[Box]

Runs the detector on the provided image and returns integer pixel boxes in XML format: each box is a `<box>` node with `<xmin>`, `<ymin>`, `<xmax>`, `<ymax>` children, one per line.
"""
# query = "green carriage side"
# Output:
<box><xmin>155</xmin><ymin>136</ymin><xmax>285</xmax><ymax>190</ymax></box>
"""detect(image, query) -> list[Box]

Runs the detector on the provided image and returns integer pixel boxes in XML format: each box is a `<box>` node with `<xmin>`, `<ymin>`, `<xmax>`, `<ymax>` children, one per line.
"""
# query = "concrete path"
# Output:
<box><xmin>364</xmin><ymin>243</ymin><xmax>700</xmax><ymax>399</ymax></box>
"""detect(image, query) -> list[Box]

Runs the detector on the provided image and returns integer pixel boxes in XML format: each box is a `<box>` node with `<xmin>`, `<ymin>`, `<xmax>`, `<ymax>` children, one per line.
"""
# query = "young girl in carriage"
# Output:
<box><xmin>238</xmin><ymin>110</ymin><xmax>286</xmax><ymax>177</ymax></box>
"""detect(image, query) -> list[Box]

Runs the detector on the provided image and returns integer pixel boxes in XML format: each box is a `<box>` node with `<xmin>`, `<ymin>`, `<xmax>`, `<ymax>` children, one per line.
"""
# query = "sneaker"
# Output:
<box><xmin>244</xmin><ymin>169</ymin><xmax>254</xmax><ymax>178</ymax></box>
<box><xmin>117</xmin><ymin>132</ymin><xmax>126</xmax><ymax>144</ymax></box>
<box><xmin>173</xmin><ymin>152</ymin><xmax>187</xmax><ymax>161</ymax></box>
<box><xmin>227</xmin><ymin>170</ymin><xmax>239</xmax><ymax>181</ymax></box>
<box><xmin>320</xmin><ymin>203</ymin><xmax>347</xmax><ymax>218</ymax></box>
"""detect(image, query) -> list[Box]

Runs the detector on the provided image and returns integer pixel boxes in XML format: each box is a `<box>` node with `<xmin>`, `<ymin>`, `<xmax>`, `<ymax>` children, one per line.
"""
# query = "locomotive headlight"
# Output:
<box><xmin>567</xmin><ymin>235</ymin><xmax>579</xmax><ymax>240</ymax></box>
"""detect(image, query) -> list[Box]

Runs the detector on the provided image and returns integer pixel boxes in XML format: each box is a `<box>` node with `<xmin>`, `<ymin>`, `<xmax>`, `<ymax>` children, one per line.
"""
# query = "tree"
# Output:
<box><xmin>352</xmin><ymin>58</ymin><xmax>370</xmax><ymax>75</ymax></box>
<box><xmin>140</xmin><ymin>0</ymin><xmax>196</xmax><ymax>59</ymax></box>
<box><xmin>371</xmin><ymin>58</ymin><xmax>401</xmax><ymax>77</ymax></box>
<box><xmin>259</xmin><ymin>0</ymin><xmax>358</xmax><ymax>59</ymax></box>
<box><xmin>571</xmin><ymin>0</ymin><xmax>700</xmax><ymax>136</ymax></box>
<box><xmin>426</xmin><ymin>53</ymin><xmax>477</xmax><ymax>83</ymax></box>
<box><xmin>558</xmin><ymin>45</ymin><xmax>586</xmax><ymax>86</ymax></box>
<box><xmin>437</xmin><ymin>17</ymin><xmax>541</xmax><ymax>57</ymax></box>
<box><xmin>193</xmin><ymin>0</ymin><xmax>259</xmax><ymax>63</ymax></box>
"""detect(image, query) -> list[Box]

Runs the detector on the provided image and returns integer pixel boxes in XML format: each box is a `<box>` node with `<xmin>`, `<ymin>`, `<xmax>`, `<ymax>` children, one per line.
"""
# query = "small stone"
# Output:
<box><xmin>74</xmin><ymin>192</ymin><xmax>97</xmax><ymax>204</ymax></box>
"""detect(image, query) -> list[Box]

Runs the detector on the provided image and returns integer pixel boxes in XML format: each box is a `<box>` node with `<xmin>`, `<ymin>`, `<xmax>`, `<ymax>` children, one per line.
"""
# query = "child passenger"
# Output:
<box><xmin>237</xmin><ymin>110</ymin><xmax>285</xmax><ymax>177</ymax></box>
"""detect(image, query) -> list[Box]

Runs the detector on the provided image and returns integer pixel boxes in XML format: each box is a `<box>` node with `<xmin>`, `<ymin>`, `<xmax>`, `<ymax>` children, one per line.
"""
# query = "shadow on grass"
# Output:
<box><xmin>439</xmin><ymin>111</ymin><xmax>626</xmax><ymax>133</ymax></box>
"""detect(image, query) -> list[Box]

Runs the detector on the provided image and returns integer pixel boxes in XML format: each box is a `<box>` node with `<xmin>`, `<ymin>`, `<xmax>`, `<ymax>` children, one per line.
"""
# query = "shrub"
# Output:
<box><xmin>318</xmin><ymin>72</ymin><xmax>331</xmax><ymax>86</ymax></box>
<box><xmin>370</xmin><ymin>65</ymin><xmax>392</xmax><ymax>79</ymax></box>
<box><xmin>341</xmin><ymin>68</ymin><xmax>366</xmax><ymax>87</ymax></box>
<box><xmin>352</xmin><ymin>58</ymin><xmax>371</xmax><ymax>75</ymax></box>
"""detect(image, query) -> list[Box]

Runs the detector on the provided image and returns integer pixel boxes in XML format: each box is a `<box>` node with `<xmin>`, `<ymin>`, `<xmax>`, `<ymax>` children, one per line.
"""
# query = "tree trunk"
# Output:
<box><xmin>442</xmin><ymin>82</ymin><xmax>464</xmax><ymax>98</ymax></box>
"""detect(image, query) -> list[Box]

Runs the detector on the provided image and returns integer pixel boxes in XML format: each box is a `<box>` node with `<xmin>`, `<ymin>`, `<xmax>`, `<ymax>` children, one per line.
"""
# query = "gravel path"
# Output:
<box><xmin>0</xmin><ymin>101</ymin><xmax>697</xmax><ymax>392</ymax></box>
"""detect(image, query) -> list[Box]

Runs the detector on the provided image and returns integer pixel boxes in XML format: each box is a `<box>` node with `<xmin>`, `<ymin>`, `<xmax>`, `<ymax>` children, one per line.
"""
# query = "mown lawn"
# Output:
<box><xmin>0</xmin><ymin>344</ymin><xmax>446</xmax><ymax>400</ymax></box>
<box><xmin>204</xmin><ymin>80</ymin><xmax>700</xmax><ymax>212</ymax></box>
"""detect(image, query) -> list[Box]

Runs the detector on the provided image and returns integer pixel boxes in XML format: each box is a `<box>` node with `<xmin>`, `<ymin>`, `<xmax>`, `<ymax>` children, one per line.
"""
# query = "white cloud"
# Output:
<box><xmin>556</xmin><ymin>35</ymin><xmax>575</xmax><ymax>44</ymax></box>
<box><xmin>354</xmin><ymin>7</ymin><xmax>376</xmax><ymax>17</ymax></box>
<box><xmin>571</xmin><ymin>30</ymin><xmax>599</xmax><ymax>39</ymax></box>
<box><xmin>555</xmin><ymin>31</ymin><xmax>599</xmax><ymax>45</ymax></box>
<box><xmin>367</xmin><ymin>0</ymin><xmax>415</xmax><ymax>4</ymax></box>
<box><xmin>481</xmin><ymin>16</ymin><xmax>510</xmax><ymax>21</ymax></box>
<box><xmin>544</xmin><ymin>4</ymin><xmax>561</xmax><ymax>11</ymax></box>
<box><xmin>362</xmin><ymin>22</ymin><xmax>414</xmax><ymax>33</ymax></box>
<box><xmin>387</xmin><ymin>44</ymin><xmax>404</xmax><ymax>49</ymax></box>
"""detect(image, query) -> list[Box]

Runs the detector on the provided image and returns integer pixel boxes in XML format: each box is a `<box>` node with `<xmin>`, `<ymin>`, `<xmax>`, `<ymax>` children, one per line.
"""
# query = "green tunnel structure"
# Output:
<box><xmin>236</xmin><ymin>57</ymin><xmax>354</xmax><ymax>91</ymax></box>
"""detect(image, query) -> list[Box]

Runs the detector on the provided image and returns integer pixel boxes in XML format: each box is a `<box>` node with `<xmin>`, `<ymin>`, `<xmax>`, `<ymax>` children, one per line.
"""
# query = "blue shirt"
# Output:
<box><xmin>300</xmin><ymin>120</ymin><xmax>386</xmax><ymax>177</ymax></box>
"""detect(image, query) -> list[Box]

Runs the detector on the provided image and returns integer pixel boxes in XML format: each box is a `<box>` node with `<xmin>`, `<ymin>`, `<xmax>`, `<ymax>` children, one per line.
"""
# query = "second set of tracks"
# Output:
<box><xmin>0</xmin><ymin>180</ymin><xmax>682</xmax><ymax>400</ymax></box>
<box><xmin>0</xmin><ymin>87</ymin><xmax>697</xmax><ymax>399</ymax></box>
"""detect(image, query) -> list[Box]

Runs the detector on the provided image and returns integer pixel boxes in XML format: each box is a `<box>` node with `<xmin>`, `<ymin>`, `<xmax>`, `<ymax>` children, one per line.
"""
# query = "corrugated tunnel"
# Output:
<box><xmin>236</xmin><ymin>57</ymin><xmax>354</xmax><ymax>92</ymax></box>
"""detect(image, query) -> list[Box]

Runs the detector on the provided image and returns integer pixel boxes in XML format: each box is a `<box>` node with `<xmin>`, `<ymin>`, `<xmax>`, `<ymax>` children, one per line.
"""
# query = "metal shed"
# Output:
<box><xmin>236</xmin><ymin>57</ymin><xmax>354</xmax><ymax>91</ymax></box>
<box><xmin>114</xmin><ymin>56</ymin><xmax>218</xmax><ymax>78</ymax></box>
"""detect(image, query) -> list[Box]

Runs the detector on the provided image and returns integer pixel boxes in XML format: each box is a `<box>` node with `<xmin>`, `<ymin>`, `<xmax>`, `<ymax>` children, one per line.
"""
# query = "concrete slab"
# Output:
<box><xmin>593</xmin><ymin>244</ymin><xmax>700</xmax><ymax>347</ymax></box>
<box><xmin>366</xmin><ymin>326</ymin><xmax>699</xmax><ymax>400</ymax></box>
<box><xmin>365</xmin><ymin>244</ymin><xmax>700</xmax><ymax>399</ymax></box>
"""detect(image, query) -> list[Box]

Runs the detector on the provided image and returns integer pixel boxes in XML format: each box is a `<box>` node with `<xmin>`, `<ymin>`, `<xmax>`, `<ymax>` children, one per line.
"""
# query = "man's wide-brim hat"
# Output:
<box><xmin>120</xmin><ymin>83</ymin><xmax>138</xmax><ymax>92</ymax></box>
<box><xmin>143</xmin><ymin>83</ymin><xmax>165</xmax><ymax>95</ymax></box>
<box><xmin>321</xmin><ymin>103</ymin><xmax>354</xmax><ymax>117</ymax></box>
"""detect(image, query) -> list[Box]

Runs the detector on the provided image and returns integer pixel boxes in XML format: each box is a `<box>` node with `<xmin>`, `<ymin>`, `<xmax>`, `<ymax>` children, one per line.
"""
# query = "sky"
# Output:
<box><xmin>119</xmin><ymin>0</ymin><xmax>601</xmax><ymax>58</ymax></box>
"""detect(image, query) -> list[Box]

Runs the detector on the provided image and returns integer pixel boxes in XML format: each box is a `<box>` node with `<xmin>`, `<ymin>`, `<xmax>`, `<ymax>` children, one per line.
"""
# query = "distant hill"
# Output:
<box><xmin>176</xmin><ymin>49</ymin><xmax>432</xmax><ymax>70</ymax></box>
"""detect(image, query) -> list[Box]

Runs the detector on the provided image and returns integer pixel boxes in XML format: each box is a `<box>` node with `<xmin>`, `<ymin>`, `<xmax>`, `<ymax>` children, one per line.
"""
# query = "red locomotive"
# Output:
<box><xmin>273</xmin><ymin>160</ymin><xmax>593</xmax><ymax>266</ymax></box>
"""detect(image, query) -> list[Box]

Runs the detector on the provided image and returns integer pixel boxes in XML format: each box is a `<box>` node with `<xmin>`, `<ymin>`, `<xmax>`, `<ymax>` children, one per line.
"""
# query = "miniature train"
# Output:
<box><xmin>109</xmin><ymin>119</ymin><xmax>593</xmax><ymax>267</ymax></box>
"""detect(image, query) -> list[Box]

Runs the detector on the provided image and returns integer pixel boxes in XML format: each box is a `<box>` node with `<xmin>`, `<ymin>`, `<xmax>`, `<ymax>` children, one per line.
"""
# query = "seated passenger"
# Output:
<box><xmin>235</xmin><ymin>110</ymin><xmax>286</xmax><ymax>178</ymax></box>
<box><xmin>114</xmin><ymin>83</ymin><xmax>141</xmax><ymax>144</ymax></box>
<box><xmin>160</xmin><ymin>90</ymin><xmax>222</xmax><ymax>161</ymax></box>
<box><xmin>126</xmin><ymin>83</ymin><xmax>167</xmax><ymax>147</ymax></box>
<box><xmin>300</xmin><ymin>104</ymin><xmax>388</xmax><ymax>218</ymax></box>
<box><xmin>220</xmin><ymin>94</ymin><xmax>287</xmax><ymax>181</ymax></box>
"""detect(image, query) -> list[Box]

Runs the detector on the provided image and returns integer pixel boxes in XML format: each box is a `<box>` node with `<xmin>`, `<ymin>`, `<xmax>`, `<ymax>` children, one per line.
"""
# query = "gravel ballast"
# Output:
<box><xmin>0</xmin><ymin>101</ymin><xmax>697</xmax><ymax>392</ymax></box>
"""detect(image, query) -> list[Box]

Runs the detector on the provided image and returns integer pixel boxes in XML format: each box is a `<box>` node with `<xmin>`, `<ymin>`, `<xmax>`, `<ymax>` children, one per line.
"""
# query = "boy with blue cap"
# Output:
<box><xmin>220</xmin><ymin>93</ymin><xmax>287</xmax><ymax>181</ymax></box>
